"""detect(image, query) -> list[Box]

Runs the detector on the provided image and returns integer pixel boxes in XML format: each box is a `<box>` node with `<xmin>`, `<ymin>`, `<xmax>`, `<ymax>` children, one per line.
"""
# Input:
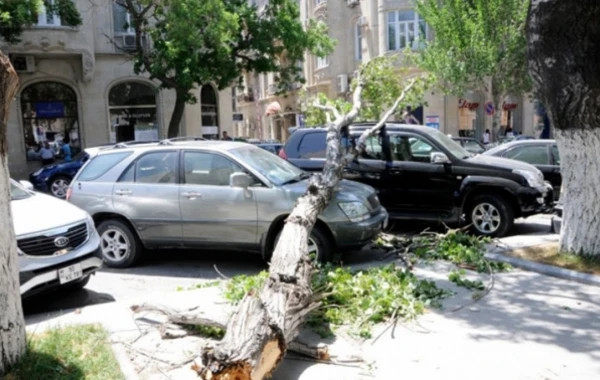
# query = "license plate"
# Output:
<box><xmin>58</xmin><ymin>263</ymin><xmax>83</xmax><ymax>284</ymax></box>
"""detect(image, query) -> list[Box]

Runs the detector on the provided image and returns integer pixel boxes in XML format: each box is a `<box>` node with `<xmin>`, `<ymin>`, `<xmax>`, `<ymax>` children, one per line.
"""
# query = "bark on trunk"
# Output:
<box><xmin>0</xmin><ymin>52</ymin><xmax>27</xmax><ymax>375</ymax></box>
<box><xmin>167</xmin><ymin>90</ymin><xmax>187</xmax><ymax>139</ymax></box>
<box><xmin>492</xmin><ymin>96</ymin><xmax>503</xmax><ymax>142</ymax></box>
<box><xmin>527</xmin><ymin>0</ymin><xmax>600</xmax><ymax>255</ymax></box>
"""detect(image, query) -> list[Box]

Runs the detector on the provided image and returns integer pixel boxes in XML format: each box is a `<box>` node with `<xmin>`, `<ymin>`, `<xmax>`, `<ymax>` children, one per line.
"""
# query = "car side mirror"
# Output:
<box><xmin>19</xmin><ymin>180</ymin><xmax>34</xmax><ymax>191</ymax></box>
<box><xmin>230</xmin><ymin>172</ymin><xmax>250</xmax><ymax>189</ymax></box>
<box><xmin>431</xmin><ymin>152</ymin><xmax>450</xmax><ymax>164</ymax></box>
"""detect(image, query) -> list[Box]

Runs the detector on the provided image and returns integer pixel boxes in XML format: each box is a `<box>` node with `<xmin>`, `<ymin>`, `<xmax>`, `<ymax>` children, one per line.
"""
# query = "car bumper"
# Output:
<box><xmin>331</xmin><ymin>207</ymin><xmax>389</xmax><ymax>251</ymax></box>
<box><xmin>517</xmin><ymin>182</ymin><xmax>554</xmax><ymax>216</ymax></box>
<box><xmin>19</xmin><ymin>229</ymin><xmax>103</xmax><ymax>298</ymax></box>
<box><xmin>29</xmin><ymin>173</ymin><xmax>48</xmax><ymax>192</ymax></box>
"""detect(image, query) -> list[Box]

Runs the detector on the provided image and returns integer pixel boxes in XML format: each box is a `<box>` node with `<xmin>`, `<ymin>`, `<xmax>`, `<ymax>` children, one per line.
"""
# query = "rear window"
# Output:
<box><xmin>298</xmin><ymin>132</ymin><xmax>327</xmax><ymax>159</ymax></box>
<box><xmin>77</xmin><ymin>152</ymin><xmax>132</xmax><ymax>181</ymax></box>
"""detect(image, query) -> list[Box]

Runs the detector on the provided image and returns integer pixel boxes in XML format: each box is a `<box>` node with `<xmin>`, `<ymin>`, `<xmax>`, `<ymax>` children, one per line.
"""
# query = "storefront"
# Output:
<box><xmin>457</xmin><ymin>92</ymin><xmax>484</xmax><ymax>139</ymax></box>
<box><xmin>108</xmin><ymin>82</ymin><xmax>158</xmax><ymax>143</ymax></box>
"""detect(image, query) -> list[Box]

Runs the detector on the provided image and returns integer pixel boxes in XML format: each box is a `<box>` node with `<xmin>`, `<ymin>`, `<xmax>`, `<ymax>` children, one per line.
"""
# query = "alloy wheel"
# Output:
<box><xmin>50</xmin><ymin>178</ymin><xmax>70</xmax><ymax>198</ymax></box>
<box><xmin>274</xmin><ymin>234</ymin><xmax>320</xmax><ymax>261</ymax></box>
<box><xmin>471</xmin><ymin>203</ymin><xmax>501</xmax><ymax>234</ymax></box>
<box><xmin>101</xmin><ymin>229</ymin><xmax>130</xmax><ymax>262</ymax></box>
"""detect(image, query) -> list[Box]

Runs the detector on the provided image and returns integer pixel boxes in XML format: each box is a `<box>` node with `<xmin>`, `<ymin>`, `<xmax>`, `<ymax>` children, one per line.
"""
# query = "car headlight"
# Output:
<box><xmin>338</xmin><ymin>202</ymin><xmax>370</xmax><ymax>222</ymax></box>
<box><xmin>32</xmin><ymin>168</ymin><xmax>43</xmax><ymax>177</ymax></box>
<box><xmin>86</xmin><ymin>215</ymin><xmax>96</xmax><ymax>233</ymax></box>
<box><xmin>513</xmin><ymin>169</ymin><xmax>544</xmax><ymax>188</ymax></box>
<box><xmin>17</xmin><ymin>247</ymin><xmax>24</xmax><ymax>256</ymax></box>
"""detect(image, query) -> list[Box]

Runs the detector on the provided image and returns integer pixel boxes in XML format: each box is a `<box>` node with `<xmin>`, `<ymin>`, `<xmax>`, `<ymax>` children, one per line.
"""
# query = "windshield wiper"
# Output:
<box><xmin>280</xmin><ymin>172</ymin><xmax>310</xmax><ymax>186</ymax></box>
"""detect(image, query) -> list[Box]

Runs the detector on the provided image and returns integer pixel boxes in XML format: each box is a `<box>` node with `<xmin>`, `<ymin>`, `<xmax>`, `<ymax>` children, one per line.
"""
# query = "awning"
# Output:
<box><xmin>265</xmin><ymin>101</ymin><xmax>282</xmax><ymax>116</ymax></box>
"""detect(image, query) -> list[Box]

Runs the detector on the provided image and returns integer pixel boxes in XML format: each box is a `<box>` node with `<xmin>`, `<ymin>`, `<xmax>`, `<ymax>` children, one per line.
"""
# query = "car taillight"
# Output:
<box><xmin>278</xmin><ymin>148</ymin><xmax>287</xmax><ymax>160</ymax></box>
<box><xmin>66</xmin><ymin>186</ymin><xmax>72</xmax><ymax>202</ymax></box>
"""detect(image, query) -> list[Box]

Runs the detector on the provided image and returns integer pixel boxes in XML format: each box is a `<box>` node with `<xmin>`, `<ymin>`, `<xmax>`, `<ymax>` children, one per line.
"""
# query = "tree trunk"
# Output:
<box><xmin>491</xmin><ymin>92</ymin><xmax>503</xmax><ymax>142</ymax></box>
<box><xmin>527</xmin><ymin>0</ymin><xmax>600</xmax><ymax>255</ymax></box>
<box><xmin>167</xmin><ymin>90</ymin><xmax>187</xmax><ymax>139</ymax></box>
<box><xmin>0</xmin><ymin>52</ymin><xmax>27</xmax><ymax>375</ymax></box>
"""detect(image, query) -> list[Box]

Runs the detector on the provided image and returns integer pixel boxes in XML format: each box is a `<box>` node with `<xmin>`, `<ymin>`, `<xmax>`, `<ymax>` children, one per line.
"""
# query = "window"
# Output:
<box><xmin>390</xmin><ymin>135</ymin><xmax>438</xmax><ymax>163</ymax></box>
<box><xmin>551</xmin><ymin>145</ymin><xmax>560</xmax><ymax>165</ymax></box>
<box><xmin>315</xmin><ymin>0</ymin><xmax>327</xmax><ymax>6</ymax></box>
<box><xmin>505</xmin><ymin>146</ymin><xmax>549</xmax><ymax>166</ymax></box>
<box><xmin>37</xmin><ymin>0</ymin><xmax>61</xmax><ymax>26</ymax></box>
<box><xmin>298</xmin><ymin>132</ymin><xmax>327</xmax><ymax>159</ymax></box>
<box><xmin>350</xmin><ymin>135</ymin><xmax>383</xmax><ymax>160</ymax></box>
<box><xmin>463</xmin><ymin>140</ymin><xmax>485</xmax><ymax>154</ymax></box>
<box><xmin>78</xmin><ymin>152</ymin><xmax>132</xmax><ymax>181</ymax></box>
<box><xmin>134</xmin><ymin>151</ymin><xmax>178</xmax><ymax>184</ymax></box>
<box><xmin>183</xmin><ymin>152</ymin><xmax>244</xmax><ymax>186</ymax></box>
<box><xmin>316</xmin><ymin>55</ymin><xmax>329</xmax><ymax>69</ymax></box>
<box><xmin>109</xmin><ymin>82</ymin><xmax>158</xmax><ymax>143</ymax></box>
<box><xmin>387</xmin><ymin>10</ymin><xmax>426</xmax><ymax>51</ymax></box>
<box><xmin>355</xmin><ymin>22</ymin><xmax>363</xmax><ymax>61</ymax></box>
<box><xmin>113</xmin><ymin>3</ymin><xmax>134</xmax><ymax>34</ymax></box>
<box><xmin>201</xmin><ymin>86</ymin><xmax>219</xmax><ymax>139</ymax></box>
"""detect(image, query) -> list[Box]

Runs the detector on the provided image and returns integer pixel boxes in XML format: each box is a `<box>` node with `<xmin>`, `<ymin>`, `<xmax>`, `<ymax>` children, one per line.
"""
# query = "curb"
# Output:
<box><xmin>111</xmin><ymin>342</ymin><xmax>140</xmax><ymax>380</ymax></box>
<box><xmin>485</xmin><ymin>251</ymin><xmax>600</xmax><ymax>287</ymax></box>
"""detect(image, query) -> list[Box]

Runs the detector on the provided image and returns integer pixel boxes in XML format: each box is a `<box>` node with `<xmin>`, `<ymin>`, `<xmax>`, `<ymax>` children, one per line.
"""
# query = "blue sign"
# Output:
<box><xmin>35</xmin><ymin>102</ymin><xmax>65</xmax><ymax>118</ymax></box>
<box><xmin>296</xmin><ymin>114</ymin><xmax>306</xmax><ymax>128</ymax></box>
<box><xmin>485</xmin><ymin>102</ymin><xmax>495</xmax><ymax>116</ymax></box>
<box><xmin>425</xmin><ymin>115</ymin><xmax>440</xmax><ymax>130</ymax></box>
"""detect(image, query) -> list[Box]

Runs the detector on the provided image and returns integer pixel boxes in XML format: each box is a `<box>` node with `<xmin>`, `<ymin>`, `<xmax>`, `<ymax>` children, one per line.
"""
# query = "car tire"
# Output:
<box><xmin>466</xmin><ymin>194</ymin><xmax>514</xmax><ymax>238</ymax></box>
<box><xmin>65</xmin><ymin>275</ymin><xmax>91</xmax><ymax>291</ymax></box>
<box><xmin>97</xmin><ymin>219</ymin><xmax>141</xmax><ymax>268</ymax></box>
<box><xmin>269</xmin><ymin>225</ymin><xmax>334</xmax><ymax>264</ymax></box>
<box><xmin>49</xmin><ymin>175</ymin><xmax>71</xmax><ymax>199</ymax></box>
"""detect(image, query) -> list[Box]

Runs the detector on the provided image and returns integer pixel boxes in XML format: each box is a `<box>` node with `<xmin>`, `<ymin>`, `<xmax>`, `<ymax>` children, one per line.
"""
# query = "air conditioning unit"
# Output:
<box><xmin>11</xmin><ymin>55</ymin><xmax>35</xmax><ymax>73</ymax></box>
<box><xmin>268</xmin><ymin>84</ymin><xmax>278</xmax><ymax>95</ymax></box>
<box><xmin>357</xmin><ymin>16</ymin><xmax>368</xmax><ymax>27</ymax></box>
<box><xmin>121</xmin><ymin>34</ymin><xmax>137</xmax><ymax>50</ymax></box>
<box><xmin>346</xmin><ymin>0</ymin><xmax>360</xmax><ymax>7</ymax></box>
<box><xmin>336</xmin><ymin>74</ymin><xmax>348</xmax><ymax>94</ymax></box>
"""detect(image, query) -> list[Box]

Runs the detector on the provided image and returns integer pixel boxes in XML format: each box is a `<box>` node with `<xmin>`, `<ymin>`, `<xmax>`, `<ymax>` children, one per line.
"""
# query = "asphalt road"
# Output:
<box><xmin>22</xmin><ymin>216</ymin><xmax>553</xmax><ymax>317</ymax></box>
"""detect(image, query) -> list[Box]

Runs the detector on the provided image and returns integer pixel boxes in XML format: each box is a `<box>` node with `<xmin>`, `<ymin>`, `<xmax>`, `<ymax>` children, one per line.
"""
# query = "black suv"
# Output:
<box><xmin>280</xmin><ymin>123</ymin><xmax>554</xmax><ymax>237</ymax></box>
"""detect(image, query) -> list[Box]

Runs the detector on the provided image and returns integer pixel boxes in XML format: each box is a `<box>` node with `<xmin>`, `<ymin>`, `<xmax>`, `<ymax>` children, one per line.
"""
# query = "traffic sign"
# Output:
<box><xmin>485</xmin><ymin>102</ymin><xmax>495</xmax><ymax>116</ymax></box>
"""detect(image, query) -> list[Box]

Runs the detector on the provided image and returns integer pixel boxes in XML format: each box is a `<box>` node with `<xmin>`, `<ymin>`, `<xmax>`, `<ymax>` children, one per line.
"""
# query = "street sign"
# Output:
<box><xmin>485</xmin><ymin>102</ymin><xmax>495</xmax><ymax>116</ymax></box>
<box><xmin>425</xmin><ymin>115</ymin><xmax>440</xmax><ymax>130</ymax></box>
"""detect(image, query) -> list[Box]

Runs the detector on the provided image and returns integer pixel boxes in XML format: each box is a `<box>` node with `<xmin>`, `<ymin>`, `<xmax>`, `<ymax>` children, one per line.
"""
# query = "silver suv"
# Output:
<box><xmin>67</xmin><ymin>141</ymin><xmax>388</xmax><ymax>268</ymax></box>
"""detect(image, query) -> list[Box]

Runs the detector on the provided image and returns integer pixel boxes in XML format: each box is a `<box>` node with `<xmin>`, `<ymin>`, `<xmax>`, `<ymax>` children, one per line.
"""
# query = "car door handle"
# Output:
<box><xmin>115</xmin><ymin>189</ymin><xmax>132</xmax><ymax>196</ymax></box>
<box><xmin>182</xmin><ymin>191</ymin><xmax>202</xmax><ymax>199</ymax></box>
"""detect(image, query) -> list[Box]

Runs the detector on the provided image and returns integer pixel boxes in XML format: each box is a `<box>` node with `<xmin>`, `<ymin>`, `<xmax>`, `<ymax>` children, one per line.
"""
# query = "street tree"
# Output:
<box><xmin>172</xmin><ymin>59</ymin><xmax>430</xmax><ymax>379</ymax></box>
<box><xmin>113</xmin><ymin>0</ymin><xmax>333</xmax><ymax>138</ymax></box>
<box><xmin>0</xmin><ymin>1</ymin><xmax>81</xmax><ymax>374</ymax></box>
<box><xmin>414</xmin><ymin>0</ymin><xmax>531</xmax><ymax>139</ymax></box>
<box><xmin>527</xmin><ymin>0</ymin><xmax>600</xmax><ymax>256</ymax></box>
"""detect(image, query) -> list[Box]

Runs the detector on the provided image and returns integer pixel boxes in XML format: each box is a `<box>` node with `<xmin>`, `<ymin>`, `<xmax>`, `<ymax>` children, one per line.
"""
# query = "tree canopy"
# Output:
<box><xmin>116</xmin><ymin>0</ymin><xmax>334</xmax><ymax>137</ymax></box>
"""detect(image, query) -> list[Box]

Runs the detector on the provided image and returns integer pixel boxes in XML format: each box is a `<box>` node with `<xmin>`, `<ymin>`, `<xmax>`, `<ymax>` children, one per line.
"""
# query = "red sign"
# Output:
<box><xmin>458</xmin><ymin>99</ymin><xmax>480</xmax><ymax>111</ymax></box>
<box><xmin>502</xmin><ymin>102</ymin><xmax>518</xmax><ymax>111</ymax></box>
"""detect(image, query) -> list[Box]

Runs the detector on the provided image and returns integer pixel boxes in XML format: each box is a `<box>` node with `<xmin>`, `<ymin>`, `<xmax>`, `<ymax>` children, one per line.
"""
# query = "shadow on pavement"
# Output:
<box><xmin>22</xmin><ymin>286</ymin><xmax>115</xmax><ymax>317</ymax></box>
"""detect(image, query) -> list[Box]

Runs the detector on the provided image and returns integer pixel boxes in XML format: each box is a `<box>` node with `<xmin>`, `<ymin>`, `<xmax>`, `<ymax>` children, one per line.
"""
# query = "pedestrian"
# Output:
<box><xmin>402</xmin><ymin>106</ymin><xmax>420</xmax><ymax>125</ymax></box>
<box><xmin>62</xmin><ymin>136</ymin><xmax>72</xmax><ymax>162</ymax></box>
<box><xmin>39</xmin><ymin>142</ymin><xmax>54</xmax><ymax>166</ymax></box>
<box><xmin>221</xmin><ymin>131</ymin><xmax>233</xmax><ymax>141</ymax></box>
<box><xmin>505</xmin><ymin>126</ymin><xmax>514</xmax><ymax>137</ymax></box>
<box><xmin>483</xmin><ymin>129</ymin><xmax>491</xmax><ymax>145</ymax></box>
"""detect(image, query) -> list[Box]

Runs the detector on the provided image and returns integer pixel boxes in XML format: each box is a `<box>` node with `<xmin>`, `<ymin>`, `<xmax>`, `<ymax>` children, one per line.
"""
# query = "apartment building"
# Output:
<box><xmin>234</xmin><ymin>0</ymin><xmax>542</xmax><ymax>142</ymax></box>
<box><xmin>4</xmin><ymin>1</ymin><xmax>234</xmax><ymax>179</ymax></box>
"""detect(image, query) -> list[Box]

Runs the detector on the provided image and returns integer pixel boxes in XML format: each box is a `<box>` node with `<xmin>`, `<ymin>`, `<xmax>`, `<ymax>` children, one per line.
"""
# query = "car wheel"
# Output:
<box><xmin>65</xmin><ymin>275</ymin><xmax>91</xmax><ymax>290</ymax></box>
<box><xmin>97</xmin><ymin>219</ymin><xmax>141</xmax><ymax>268</ymax></box>
<box><xmin>49</xmin><ymin>175</ymin><xmax>71</xmax><ymax>198</ymax></box>
<box><xmin>467</xmin><ymin>194</ymin><xmax>514</xmax><ymax>238</ymax></box>
<box><xmin>270</xmin><ymin>225</ymin><xmax>334</xmax><ymax>263</ymax></box>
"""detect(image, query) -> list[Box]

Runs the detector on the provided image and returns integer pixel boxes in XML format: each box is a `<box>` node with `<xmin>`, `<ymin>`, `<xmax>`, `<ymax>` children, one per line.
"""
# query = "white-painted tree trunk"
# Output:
<box><xmin>0</xmin><ymin>52</ymin><xmax>26</xmax><ymax>375</ymax></box>
<box><xmin>555</xmin><ymin>129</ymin><xmax>600</xmax><ymax>256</ymax></box>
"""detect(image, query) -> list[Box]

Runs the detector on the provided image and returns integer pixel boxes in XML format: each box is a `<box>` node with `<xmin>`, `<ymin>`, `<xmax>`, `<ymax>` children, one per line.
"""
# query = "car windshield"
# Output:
<box><xmin>230</xmin><ymin>146</ymin><xmax>306</xmax><ymax>186</ymax></box>
<box><xmin>10</xmin><ymin>181</ymin><xmax>31</xmax><ymax>201</ymax></box>
<box><xmin>429</xmin><ymin>130</ymin><xmax>472</xmax><ymax>159</ymax></box>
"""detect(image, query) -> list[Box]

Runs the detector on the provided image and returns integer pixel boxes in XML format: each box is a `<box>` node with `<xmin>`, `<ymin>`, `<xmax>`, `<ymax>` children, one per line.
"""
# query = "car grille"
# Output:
<box><xmin>17</xmin><ymin>222</ymin><xmax>88</xmax><ymax>257</ymax></box>
<box><xmin>367</xmin><ymin>193</ymin><xmax>381</xmax><ymax>213</ymax></box>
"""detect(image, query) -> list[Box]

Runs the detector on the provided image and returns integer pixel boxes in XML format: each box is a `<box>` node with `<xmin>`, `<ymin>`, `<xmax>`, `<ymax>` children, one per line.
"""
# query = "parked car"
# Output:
<box><xmin>483</xmin><ymin>140</ymin><xmax>560</xmax><ymax>200</ymax></box>
<box><xmin>11</xmin><ymin>179</ymin><xmax>102</xmax><ymax>298</ymax></box>
<box><xmin>451</xmin><ymin>137</ymin><xmax>487</xmax><ymax>154</ymax></box>
<box><xmin>258</xmin><ymin>143</ymin><xmax>284</xmax><ymax>155</ymax></box>
<box><xmin>67</xmin><ymin>141</ymin><xmax>388</xmax><ymax>268</ymax></box>
<box><xmin>280</xmin><ymin>123</ymin><xmax>554</xmax><ymax>237</ymax></box>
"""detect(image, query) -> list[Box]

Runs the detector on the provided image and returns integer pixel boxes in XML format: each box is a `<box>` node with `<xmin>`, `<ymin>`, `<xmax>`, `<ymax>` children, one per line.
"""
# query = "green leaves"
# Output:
<box><xmin>414</xmin><ymin>0</ymin><xmax>531</xmax><ymax>97</ymax></box>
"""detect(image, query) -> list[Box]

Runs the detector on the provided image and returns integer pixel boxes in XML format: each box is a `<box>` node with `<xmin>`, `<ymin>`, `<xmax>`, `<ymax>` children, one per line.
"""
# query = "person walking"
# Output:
<box><xmin>221</xmin><ymin>131</ymin><xmax>233</xmax><ymax>141</ymax></box>
<box><xmin>401</xmin><ymin>106</ymin><xmax>420</xmax><ymax>125</ymax></box>
<box><xmin>483</xmin><ymin>129</ymin><xmax>491</xmax><ymax>145</ymax></box>
<box><xmin>39</xmin><ymin>142</ymin><xmax>55</xmax><ymax>166</ymax></box>
<box><xmin>62</xmin><ymin>137</ymin><xmax>72</xmax><ymax>162</ymax></box>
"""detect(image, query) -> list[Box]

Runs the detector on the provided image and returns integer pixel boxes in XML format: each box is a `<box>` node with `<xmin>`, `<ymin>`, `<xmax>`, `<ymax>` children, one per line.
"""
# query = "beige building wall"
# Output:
<box><xmin>4</xmin><ymin>0</ymin><xmax>233</xmax><ymax>179</ymax></box>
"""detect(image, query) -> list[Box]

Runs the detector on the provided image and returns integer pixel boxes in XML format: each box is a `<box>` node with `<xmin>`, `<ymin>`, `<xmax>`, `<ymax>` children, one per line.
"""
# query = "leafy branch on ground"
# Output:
<box><xmin>223</xmin><ymin>264</ymin><xmax>452</xmax><ymax>339</ymax></box>
<box><xmin>448</xmin><ymin>269</ymin><xmax>485</xmax><ymax>291</ymax></box>
<box><xmin>374</xmin><ymin>229</ymin><xmax>512</xmax><ymax>273</ymax></box>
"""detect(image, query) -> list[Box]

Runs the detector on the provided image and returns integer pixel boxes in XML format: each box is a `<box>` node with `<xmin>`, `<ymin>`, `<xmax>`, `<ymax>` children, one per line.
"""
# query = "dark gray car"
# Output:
<box><xmin>67</xmin><ymin>141</ymin><xmax>388</xmax><ymax>268</ymax></box>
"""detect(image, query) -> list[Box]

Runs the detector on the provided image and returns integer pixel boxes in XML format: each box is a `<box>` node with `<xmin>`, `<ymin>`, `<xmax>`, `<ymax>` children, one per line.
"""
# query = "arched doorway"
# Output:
<box><xmin>201</xmin><ymin>86</ymin><xmax>219</xmax><ymax>139</ymax></box>
<box><xmin>21</xmin><ymin>82</ymin><xmax>80</xmax><ymax>161</ymax></box>
<box><xmin>108</xmin><ymin>82</ymin><xmax>158</xmax><ymax>143</ymax></box>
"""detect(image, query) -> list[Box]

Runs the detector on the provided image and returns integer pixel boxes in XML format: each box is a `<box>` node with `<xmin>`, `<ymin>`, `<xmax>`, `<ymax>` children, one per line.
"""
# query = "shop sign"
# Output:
<box><xmin>425</xmin><ymin>115</ymin><xmax>440</xmax><ymax>130</ymax></box>
<box><xmin>233</xmin><ymin>113</ymin><xmax>244</xmax><ymax>121</ymax></box>
<box><xmin>458</xmin><ymin>99</ymin><xmax>479</xmax><ymax>111</ymax></box>
<box><xmin>502</xmin><ymin>102</ymin><xmax>518</xmax><ymax>111</ymax></box>
<box><xmin>35</xmin><ymin>102</ymin><xmax>64</xmax><ymax>118</ymax></box>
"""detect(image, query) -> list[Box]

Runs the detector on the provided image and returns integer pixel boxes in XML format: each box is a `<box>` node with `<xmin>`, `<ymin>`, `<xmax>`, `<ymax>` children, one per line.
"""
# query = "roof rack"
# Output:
<box><xmin>167</xmin><ymin>136</ymin><xmax>207</xmax><ymax>141</ymax></box>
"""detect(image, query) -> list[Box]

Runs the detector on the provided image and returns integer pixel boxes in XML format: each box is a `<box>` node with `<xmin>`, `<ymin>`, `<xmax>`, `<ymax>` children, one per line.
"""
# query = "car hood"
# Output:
<box><xmin>283</xmin><ymin>178</ymin><xmax>375</xmax><ymax>202</ymax></box>
<box><xmin>11</xmin><ymin>192</ymin><xmax>89</xmax><ymax>237</ymax></box>
<box><xmin>467</xmin><ymin>154</ymin><xmax>540</xmax><ymax>173</ymax></box>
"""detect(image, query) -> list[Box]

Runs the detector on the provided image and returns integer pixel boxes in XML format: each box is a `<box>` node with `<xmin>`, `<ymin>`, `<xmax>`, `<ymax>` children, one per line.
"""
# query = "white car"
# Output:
<box><xmin>10</xmin><ymin>179</ymin><xmax>102</xmax><ymax>298</ymax></box>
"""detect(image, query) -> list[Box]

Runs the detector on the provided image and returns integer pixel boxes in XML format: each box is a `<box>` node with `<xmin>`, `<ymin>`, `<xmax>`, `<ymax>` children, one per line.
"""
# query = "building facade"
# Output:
<box><xmin>4</xmin><ymin>1</ymin><xmax>234</xmax><ymax>179</ymax></box>
<box><xmin>234</xmin><ymin>0</ymin><xmax>540</xmax><ymax>143</ymax></box>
